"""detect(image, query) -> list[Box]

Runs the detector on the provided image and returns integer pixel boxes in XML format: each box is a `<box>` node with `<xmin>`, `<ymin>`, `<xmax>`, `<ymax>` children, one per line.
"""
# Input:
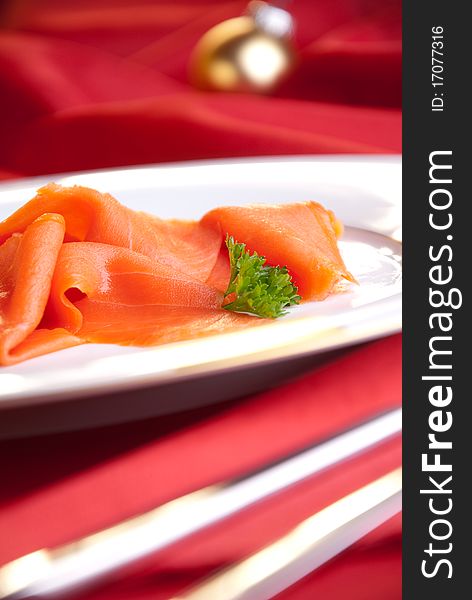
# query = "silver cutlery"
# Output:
<box><xmin>174</xmin><ymin>468</ymin><xmax>402</xmax><ymax>600</ymax></box>
<box><xmin>0</xmin><ymin>408</ymin><xmax>401</xmax><ymax>599</ymax></box>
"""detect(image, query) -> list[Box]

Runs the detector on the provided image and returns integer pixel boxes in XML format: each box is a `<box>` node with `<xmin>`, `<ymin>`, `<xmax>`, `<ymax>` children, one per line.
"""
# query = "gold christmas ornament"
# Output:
<box><xmin>189</xmin><ymin>1</ymin><xmax>296</xmax><ymax>94</ymax></box>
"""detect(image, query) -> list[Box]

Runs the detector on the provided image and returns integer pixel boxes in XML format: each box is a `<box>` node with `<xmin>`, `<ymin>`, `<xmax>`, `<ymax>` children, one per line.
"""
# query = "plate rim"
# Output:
<box><xmin>0</xmin><ymin>155</ymin><xmax>402</xmax><ymax>408</ymax></box>
<box><xmin>0</xmin><ymin>154</ymin><xmax>401</xmax><ymax>193</ymax></box>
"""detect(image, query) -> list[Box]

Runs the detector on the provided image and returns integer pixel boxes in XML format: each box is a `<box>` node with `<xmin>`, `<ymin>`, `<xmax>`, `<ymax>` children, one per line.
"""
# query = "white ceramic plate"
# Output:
<box><xmin>0</xmin><ymin>156</ymin><xmax>401</xmax><ymax>430</ymax></box>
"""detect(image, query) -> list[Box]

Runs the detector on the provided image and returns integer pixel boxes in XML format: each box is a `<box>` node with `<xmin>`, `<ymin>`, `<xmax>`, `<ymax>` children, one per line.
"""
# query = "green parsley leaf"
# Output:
<box><xmin>222</xmin><ymin>235</ymin><xmax>301</xmax><ymax>318</ymax></box>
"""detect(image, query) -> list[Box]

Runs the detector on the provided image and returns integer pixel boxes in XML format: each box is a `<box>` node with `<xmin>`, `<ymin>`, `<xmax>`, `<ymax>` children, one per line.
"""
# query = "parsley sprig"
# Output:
<box><xmin>223</xmin><ymin>235</ymin><xmax>301</xmax><ymax>318</ymax></box>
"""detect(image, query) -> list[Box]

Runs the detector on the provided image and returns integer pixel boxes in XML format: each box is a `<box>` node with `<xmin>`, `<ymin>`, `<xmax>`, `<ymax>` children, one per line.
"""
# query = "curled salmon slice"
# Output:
<box><xmin>202</xmin><ymin>201</ymin><xmax>355</xmax><ymax>300</ymax></box>
<box><xmin>0</xmin><ymin>185</ymin><xmax>353</xmax><ymax>365</ymax></box>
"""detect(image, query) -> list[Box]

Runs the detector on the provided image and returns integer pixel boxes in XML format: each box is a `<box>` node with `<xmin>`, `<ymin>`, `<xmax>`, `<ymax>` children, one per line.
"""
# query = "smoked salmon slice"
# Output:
<box><xmin>202</xmin><ymin>202</ymin><xmax>355</xmax><ymax>299</ymax></box>
<box><xmin>0</xmin><ymin>214</ymin><xmax>82</xmax><ymax>365</ymax></box>
<box><xmin>0</xmin><ymin>184</ymin><xmax>354</xmax><ymax>365</ymax></box>
<box><xmin>0</xmin><ymin>184</ymin><xmax>223</xmax><ymax>283</ymax></box>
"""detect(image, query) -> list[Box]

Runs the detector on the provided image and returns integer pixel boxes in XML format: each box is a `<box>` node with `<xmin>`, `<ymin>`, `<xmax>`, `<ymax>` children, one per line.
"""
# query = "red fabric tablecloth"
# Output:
<box><xmin>0</xmin><ymin>0</ymin><xmax>401</xmax><ymax>177</ymax></box>
<box><xmin>0</xmin><ymin>1</ymin><xmax>401</xmax><ymax>598</ymax></box>
<box><xmin>0</xmin><ymin>336</ymin><xmax>402</xmax><ymax>599</ymax></box>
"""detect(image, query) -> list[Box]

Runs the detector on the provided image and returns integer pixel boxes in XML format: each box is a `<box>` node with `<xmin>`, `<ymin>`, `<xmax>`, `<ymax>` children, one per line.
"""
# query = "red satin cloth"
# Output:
<box><xmin>0</xmin><ymin>1</ymin><xmax>401</xmax><ymax>598</ymax></box>
<box><xmin>0</xmin><ymin>0</ymin><xmax>401</xmax><ymax>177</ymax></box>
<box><xmin>0</xmin><ymin>336</ymin><xmax>402</xmax><ymax>599</ymax></box>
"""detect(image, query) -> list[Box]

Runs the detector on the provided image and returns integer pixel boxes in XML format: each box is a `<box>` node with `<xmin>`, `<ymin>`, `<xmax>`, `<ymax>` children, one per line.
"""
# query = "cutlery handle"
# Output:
<box><xmin>174</xmin><ymin>468</ymin><xmax>402</xmax><ymax>600</ymax></box>
<box><xmin>0</xmin><ymin>409</ymin><xmax>401</xmax><ymax>599</ymax></box>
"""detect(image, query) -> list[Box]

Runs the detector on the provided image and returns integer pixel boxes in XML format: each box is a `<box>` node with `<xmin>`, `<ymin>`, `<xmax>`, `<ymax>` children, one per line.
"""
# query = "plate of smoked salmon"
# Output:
<box><xmin>0</xmin><ymin>156</ymin><xmax>401</xmax><ymax>435</ymax></box>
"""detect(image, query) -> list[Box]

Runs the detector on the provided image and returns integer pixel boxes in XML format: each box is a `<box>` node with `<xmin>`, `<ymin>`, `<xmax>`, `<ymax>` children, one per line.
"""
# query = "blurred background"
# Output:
<box><xmin>0</xmin><ymin>0</ymin><xmax>401</xmax><ymax>179</ymax></box>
